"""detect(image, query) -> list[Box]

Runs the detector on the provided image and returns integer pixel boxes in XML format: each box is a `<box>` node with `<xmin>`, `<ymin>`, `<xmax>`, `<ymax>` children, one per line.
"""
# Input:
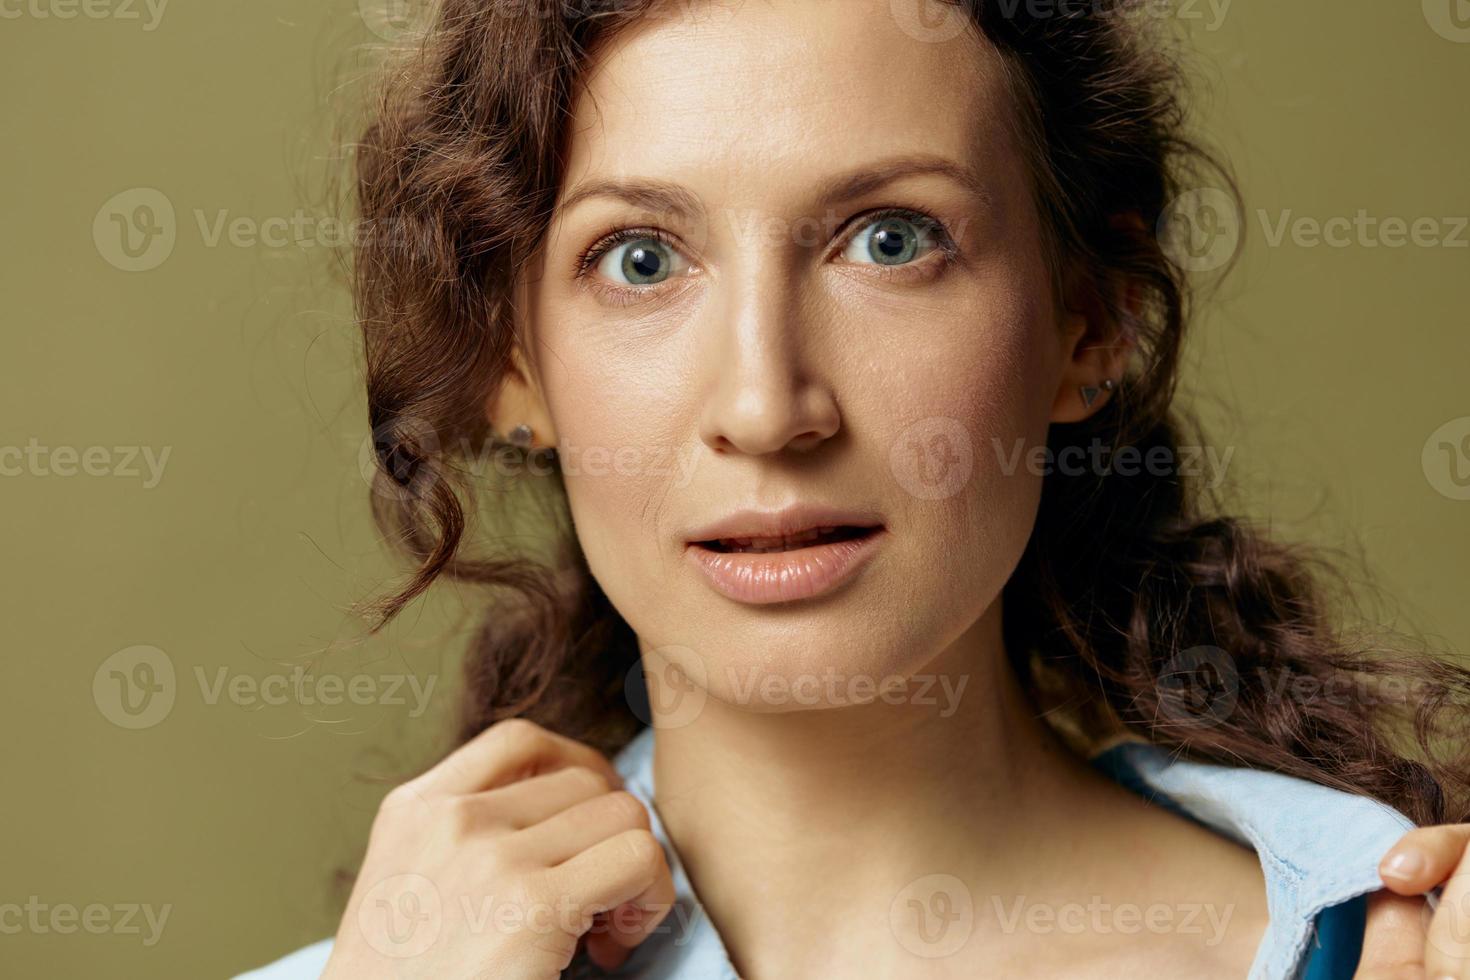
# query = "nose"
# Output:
<box><xmin>695</xmin><ymin>262</ymin><xmax>842</xmax><ymax>457</ymax></box>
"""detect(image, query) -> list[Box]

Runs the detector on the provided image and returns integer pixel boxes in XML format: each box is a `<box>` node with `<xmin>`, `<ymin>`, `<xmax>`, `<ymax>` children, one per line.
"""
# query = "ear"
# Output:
<box><xmin>1049</xmin><ymin>232</ymin><xmax>1142</xmax><ymax>424</ymax></box>
<box><xmin>1048</xmin><ymin>305</ymin><xmax>1136</xmax><ymax>423</ymax></box>
<box><xmin>485</xmin><ymin>340</ymin><xmax>558</xmax><ymax>450</ymax></box>
<box><xmin>485</xmin><ymin>269</ymin><xmax>558</xmax><ymax>449</ymax></box>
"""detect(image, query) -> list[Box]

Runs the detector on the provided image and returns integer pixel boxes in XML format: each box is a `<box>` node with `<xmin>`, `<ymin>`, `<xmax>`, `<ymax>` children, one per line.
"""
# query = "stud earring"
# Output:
<box><xmin>1079</xmin><ymin>378</ymin><xmax>1119</xmax><ymax>408</ymax></box>
<box><xmin>508</xmin><ymin>423</ymin><xmax>534</xmax><ymax>448</ymax></box>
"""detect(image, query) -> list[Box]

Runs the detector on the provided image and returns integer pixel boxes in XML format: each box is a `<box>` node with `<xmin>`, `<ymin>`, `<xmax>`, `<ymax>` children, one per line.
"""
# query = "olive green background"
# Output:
<box><xmin>2</xmin><ymin>1</ymin><xmax>1467</xmax><ymax>976</ymax></box>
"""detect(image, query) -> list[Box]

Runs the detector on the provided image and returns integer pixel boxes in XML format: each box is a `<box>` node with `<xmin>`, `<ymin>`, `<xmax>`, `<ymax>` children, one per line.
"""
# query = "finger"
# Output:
<box><xmin>467</xmin><ymin>765</ymin><xmax>616</xmax><ymax>830</ymax></box>
<box><xmin>1381</xmin><ymin>825</ymin><xmax>1470</xmax><ymax>895</ymax></box>
<box><xmin>599</xmin><ymin>867</ymin><xmax>679</xmax><ymax>951</ymax></box>
<box><xmin>1353</xmin><ymin>888</ymin><xmax>1425</xmax><ymax>979</ymax></box>
<box><xmin>1425</xmin><ymin>864</ymin><xmax>1470</xmax><ymax>979</ymax></box>
<box><xmin>515</xmin><ymin>790</ymin><xmax>652</xmax><ymax>867</ymax></box>
<box><xmin>415</xmin><ymin>718</ymin><xmax>623</xmax><ymax>797</ymax></box>
<box><xmin>543</xmin><ymin>828</ymin><xmax>670</xmax><ymax>940</ymax></box>
<box><xmin>583</xmin><ymin>867</ymin><xmax>678</xmax><ymax>971</ymax></box>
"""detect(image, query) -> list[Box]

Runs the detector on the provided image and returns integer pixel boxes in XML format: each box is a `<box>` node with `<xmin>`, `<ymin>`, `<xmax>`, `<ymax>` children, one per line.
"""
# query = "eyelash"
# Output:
<box><xmin>572</xmin><ymin>206</ymin><xmax>961</xmax><ymax>306</ymax></box>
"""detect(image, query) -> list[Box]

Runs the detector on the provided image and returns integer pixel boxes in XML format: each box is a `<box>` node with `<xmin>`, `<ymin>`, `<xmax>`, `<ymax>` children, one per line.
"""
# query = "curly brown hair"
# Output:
<box><xmin>349</xmin><ymin>0</ymin><xmax>1470</xmax><ymax>824</ymax></box>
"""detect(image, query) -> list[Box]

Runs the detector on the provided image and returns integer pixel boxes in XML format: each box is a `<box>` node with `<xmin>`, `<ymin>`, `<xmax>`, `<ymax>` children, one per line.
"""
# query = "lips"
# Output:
<box><xmin>682</xmin><ymin>506</ymin><xmax>885</xmax><ymax>550</ymax></box>
<box><xmin>701</xmin><ymin>524</ymin><xmax>877</xmax><ymax>554</ymax></box>
<box><xmin>682</xmin><ymin>506</ymin><xmax>887</xmax><ymax>604</ymax></box>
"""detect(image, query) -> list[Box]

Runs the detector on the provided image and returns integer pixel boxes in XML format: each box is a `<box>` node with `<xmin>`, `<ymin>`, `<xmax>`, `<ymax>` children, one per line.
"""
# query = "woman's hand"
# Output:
<box><xmin>1356</xmin><ymin>824</ymin><xmax>1470</xmax><ymax>978</ymax></box>
<box><xmin>322</xmin><ymin>719</ymin><xmax>675</xmax><ymax>979</ymax></box>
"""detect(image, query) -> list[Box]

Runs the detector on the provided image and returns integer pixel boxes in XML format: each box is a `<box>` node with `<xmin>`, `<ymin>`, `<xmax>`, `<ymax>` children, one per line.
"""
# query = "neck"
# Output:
<box><xmin>641</xmin><ymin>601</ymin><xmax>1117</xmax><ymax>976</ymax></box>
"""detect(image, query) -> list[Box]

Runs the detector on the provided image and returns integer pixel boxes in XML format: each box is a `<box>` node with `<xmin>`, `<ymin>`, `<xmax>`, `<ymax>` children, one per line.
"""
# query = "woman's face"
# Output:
<box><xmin>513</xmin><ymin>0</ymin><xmax>1091</xmax><ymax>712</ymax></box>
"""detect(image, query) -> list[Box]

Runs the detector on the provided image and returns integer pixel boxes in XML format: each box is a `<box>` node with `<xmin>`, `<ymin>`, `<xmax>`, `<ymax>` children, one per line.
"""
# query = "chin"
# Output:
<box><xmin>679</xmin><ymin>621</ymin><xmax>949</xmax><ymax>715</ymax></box>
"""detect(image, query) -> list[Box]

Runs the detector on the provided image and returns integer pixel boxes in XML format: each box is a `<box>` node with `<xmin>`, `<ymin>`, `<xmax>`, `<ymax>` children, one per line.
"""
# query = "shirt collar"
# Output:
<box><xmin>613</xmin><ymin>726</ymin><xmax>1415</xmax><ymax>980</ymax></box>
<box><xmin>615</xmin><ymin>726</ymin><xmax>740</xmax><ymax>979</ymax></box>
<box><xmin>1085</xmin><ymin>734</ymin><xmax>1414</xmax><ymax>978</ymax></box>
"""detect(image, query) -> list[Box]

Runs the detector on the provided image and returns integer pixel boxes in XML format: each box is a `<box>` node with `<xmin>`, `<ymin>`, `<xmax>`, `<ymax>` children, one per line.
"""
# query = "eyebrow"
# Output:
<box><xmin>557</xmin><ymin>153</ymin><xmax>990</xmax><ymax>221</ymax></box>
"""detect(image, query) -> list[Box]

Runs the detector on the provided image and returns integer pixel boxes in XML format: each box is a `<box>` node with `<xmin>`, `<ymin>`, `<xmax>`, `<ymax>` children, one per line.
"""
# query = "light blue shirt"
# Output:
<box><xmin>236</xmin><ymin>726</ymin><xmax>1416</xmax><ymax>980</ymax></box>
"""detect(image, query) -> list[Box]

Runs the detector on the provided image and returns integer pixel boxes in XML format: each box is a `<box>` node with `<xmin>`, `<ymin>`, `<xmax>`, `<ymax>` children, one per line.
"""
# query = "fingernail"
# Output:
<box><xmin>1382</xmin><ymin>849</ymin><xmax>1427</xmax><ymax>880</ymax></box>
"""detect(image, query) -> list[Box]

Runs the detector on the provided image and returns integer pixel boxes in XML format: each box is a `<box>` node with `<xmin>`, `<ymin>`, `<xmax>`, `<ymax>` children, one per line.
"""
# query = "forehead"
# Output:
<box><xmin>559</xmin><ymin>0</ymin><xmax>1016</xmax><ymax>210</ymax></box>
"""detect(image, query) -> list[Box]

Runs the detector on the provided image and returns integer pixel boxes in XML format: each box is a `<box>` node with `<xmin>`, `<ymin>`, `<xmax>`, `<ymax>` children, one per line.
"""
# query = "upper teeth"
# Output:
<box><xmin>719</xmin><ymin>526</ymin><xmax>837</xmax><ymax>550</ymax></box>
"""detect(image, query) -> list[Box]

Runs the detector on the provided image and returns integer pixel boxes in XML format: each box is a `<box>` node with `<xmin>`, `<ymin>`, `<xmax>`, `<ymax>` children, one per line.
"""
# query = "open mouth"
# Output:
<box><xmin>695</xmin><ymin>524</ymin><xmax>881</xmax><ymax>555</ymax></box>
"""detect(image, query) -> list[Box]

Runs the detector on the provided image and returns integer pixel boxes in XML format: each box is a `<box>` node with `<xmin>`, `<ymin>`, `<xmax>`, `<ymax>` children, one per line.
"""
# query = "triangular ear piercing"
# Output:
<box><xmin>1079</xmin><ymin>378</ymin><xmax>1117</xmax><ymax>408</ymax></box>
<box><xmin>491</xmin><ymin>423</ymin><xmax>536</xmax><ymax>448</ymax></box>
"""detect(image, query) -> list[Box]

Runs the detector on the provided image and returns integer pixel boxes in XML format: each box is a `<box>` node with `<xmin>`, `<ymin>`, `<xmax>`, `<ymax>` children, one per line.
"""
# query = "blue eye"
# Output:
<box><xmin>578</xmin><ymin>210</ymin><xmax>950</xmax><ymax>299</ymax></box>
<box><xmin>592</xmin><ymin>236</ymin><xmax>691</xmax><ymax>286</ymax></box>
<box><xmin>842</xmin><ymin>214</ymin><xmax>942</xmax><ymax>267</ymax></box>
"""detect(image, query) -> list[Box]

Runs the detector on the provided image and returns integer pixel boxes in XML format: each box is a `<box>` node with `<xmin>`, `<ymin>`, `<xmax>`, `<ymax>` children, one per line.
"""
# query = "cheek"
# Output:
<box><xmin>877</xmin><ymin>286</ymin><xmax>1059</xmax><ymax>594</ymax></box>
<box><xmin>535</xmin><ymin>329</ymin><xmax>693</xmax><ymax>602</ymax></box>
